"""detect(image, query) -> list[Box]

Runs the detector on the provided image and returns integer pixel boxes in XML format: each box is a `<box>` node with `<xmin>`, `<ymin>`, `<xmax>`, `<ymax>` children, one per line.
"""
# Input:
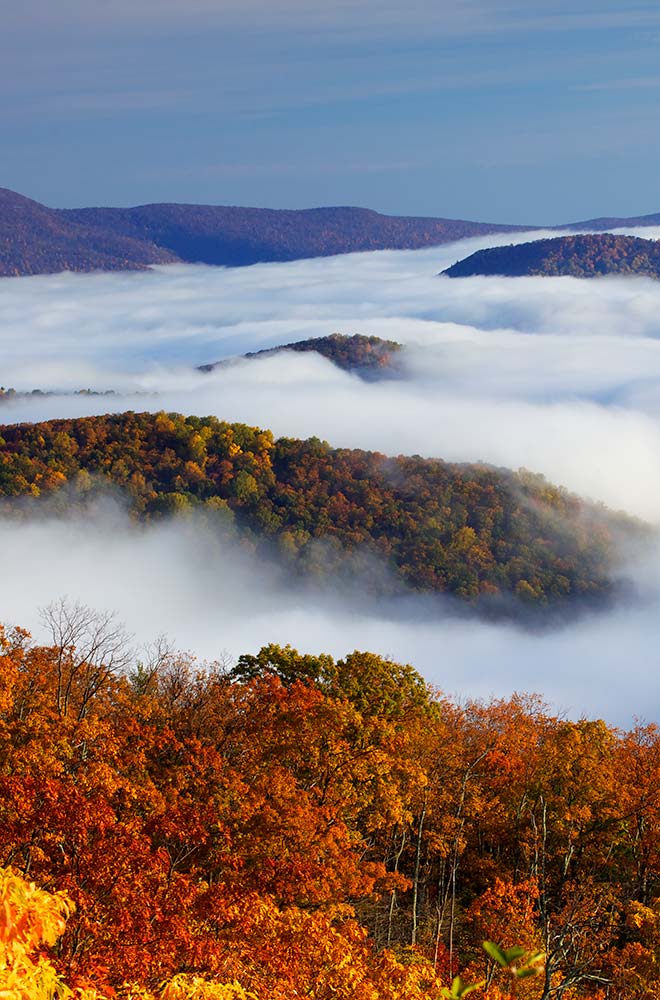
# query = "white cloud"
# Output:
<box><xmin>3</xmin><ymin>229</ymin><xmax>660</xmax><ymax>722</ymax></box>
<box><xmin>4</xmin><ymin>229</ymin><xmax>660</xmax><ymax>517</ymax></box>
<box><xmin>11</xmin><ymin>0</ymin><xmax>660</xmax><ymax>41</ymax></box>
<box><xmin>0</xmin><ymin>1</ymin><xmax>572</xmax><ymax>38</ymax></box>
<box><xmin>1</xmin><ymin>505</ymin><xmax>658</xmax><ymax>729</ymax></box>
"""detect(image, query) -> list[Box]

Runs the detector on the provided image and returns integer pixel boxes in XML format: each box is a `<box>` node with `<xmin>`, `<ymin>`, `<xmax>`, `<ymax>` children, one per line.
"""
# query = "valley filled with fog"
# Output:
<box><xmin>3</xmin><ymin>226</ymin><xmax>660</xmax><ymax>724</ymax></box>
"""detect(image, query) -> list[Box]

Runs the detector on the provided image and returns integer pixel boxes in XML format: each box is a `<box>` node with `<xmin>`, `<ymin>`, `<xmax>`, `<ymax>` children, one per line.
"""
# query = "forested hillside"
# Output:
<box><xmin>2</xmin><ymin>619</ymin><xmax>660</xmax><ymax>999</ymax></box>
<box><xmin>0</xmin><ymin>188</ymin><xmax>177</xmax><ymax>276</ymax></box>
<box><xmin>63</xmin><ymin>202</ymin><xmax>525</xmax><ymax>267</ymax></box>
<box><xmin>200</xmin><ymin>333</ymin><xmax>403</xmax><ymax>379</ymax></box>
<box><xmin>6</xmin><ymin>183</ymin><xmax>660</xmax><ymax>279</ymax></box>
<box><xmin>0</xmin><ymin>411</ymin><xmax>642</xmax><ymax>609</ymax></box>
<box><xmin>443</xmin><ymin>233</ymin><xmax>660</xmax><ymax>279</ymax></box>
<box><xmin>0</xmin><ymin>186</ymin><xmax>525</xmax><ymax>277</ymax></box>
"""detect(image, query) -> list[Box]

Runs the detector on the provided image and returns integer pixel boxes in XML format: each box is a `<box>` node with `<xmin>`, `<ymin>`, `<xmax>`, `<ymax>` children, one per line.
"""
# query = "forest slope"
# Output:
<box><xmin>62</xmin><ymin>202</ymin><xmax>526</xmax><ymax>267</ymax></box>
<box><xmin>0</xmin><ymin>186</ymin><xmax>525</xmax><ymax>276</ymax></box>
<box><xmin>5</xmin><ymin>186</ymin><xmax>660</xmax><ymax>277</ymax></box>
<box><xmin>0</xmin><ymin>411</ymin><xmax>643</xmax><ymax>609</ymax></box>
<box><xmin>0</xmin><ymin>188</ymin><xmax>177</xmax><ymax>276</ymax></box>
<box><xmin>2</xmin><ymin>624</ymin><xmax>660</xmax><ymax>998</ymax></box>
<box><xmin>199</xmin><ymin>333</ymin><xmax>403</xmax><ymax>379</ymax></box>
<box><xmin>442</xmin><ymin>233</ymin><xmax>660</xmax><ymax>278</ymax></box>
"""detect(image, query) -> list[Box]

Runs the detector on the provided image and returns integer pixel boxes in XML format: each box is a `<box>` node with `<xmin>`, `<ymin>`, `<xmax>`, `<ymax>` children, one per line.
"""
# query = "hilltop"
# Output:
<box><xmin>442</xmin><ymin>233</ymin><xmax>660</xmax><ymax>279</ymax></box>
<box><xmin>0</xmin><ymin>410</ymin><xmax>645</xmax><ymax>612</ymax></box>
<box><xmin>199</xmin><ymin>333</ymin><xmax>403</xmax><ymax>379</ymax></box>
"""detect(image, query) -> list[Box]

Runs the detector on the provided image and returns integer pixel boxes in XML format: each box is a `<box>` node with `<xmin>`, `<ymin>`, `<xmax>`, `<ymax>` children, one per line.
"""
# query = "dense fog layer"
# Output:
<box><xmin>0</xmin><ymin>504</ymin><xmax>657</xmax><ymax>726</ymax></box>
<box><xmin>2</xmin><ymin>227</ymin><xmax>660</xmax><ymax>722</ymax></box>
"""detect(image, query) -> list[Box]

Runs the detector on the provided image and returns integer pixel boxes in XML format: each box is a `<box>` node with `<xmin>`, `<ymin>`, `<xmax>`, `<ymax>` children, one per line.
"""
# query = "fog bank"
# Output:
<box><xmin>1</xmin><ymin>506</ymin><xmax>657</xmax><ymax>727</ymax></box>
<box><xmin>3</xmin><ymin>228</ymin><xmax>660</xmax><ymax>720</ymax></box>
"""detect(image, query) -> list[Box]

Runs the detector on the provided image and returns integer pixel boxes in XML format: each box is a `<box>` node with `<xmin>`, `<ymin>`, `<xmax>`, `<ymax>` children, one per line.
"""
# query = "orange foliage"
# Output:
<box><xmin>0</xmin><ymin>410</ymin><xmax>640</xmax><ymax>607</ymax></box>
<box><xmin>3</xmin><ymin>616</ymin><xmax>660</xmax><ymax>996</ymax></box>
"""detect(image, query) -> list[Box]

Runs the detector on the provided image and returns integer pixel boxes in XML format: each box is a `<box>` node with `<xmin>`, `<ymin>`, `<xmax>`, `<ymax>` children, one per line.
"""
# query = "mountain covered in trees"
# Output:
<box><xmin>0</xmin><ymin>188</ymin><xmax>178</xmax><ymax>276</ymax></box>
<box><xmin>0</xmin><ymin>336</ymin><xmax>401</xmax><ymax>398</ymax></box>
<box><xmin>4</xmin><ymin>185</ymin><xmax>660</xmax><ymax>278</ymax></box>
<box><xmin>442</xmin><ymin>234</ymin><xmax>660</xmax><ymax>279</ymax></box>
<box><xmin>0</xmin><ymin>411</ymin><xmax>644</xmax><ymax>610</ymax></box>
<box><xmin>566</xmin><ymin>209</ymin><xmax>660</xmax><ymax>229</ymax></box>
<box><xmin>4</xmin><ymin>615</ymin><xmax>660</xmax><ymax>999</ymax></box>
<box><xmin>200</xmin><ymin>333</ymin><xmax>403</xmax><ymax>379</ymax></box>
<box><xmin>0</xmin><ymin>187</ymin><xmax>526</xmax><ymax>277</ymax></box>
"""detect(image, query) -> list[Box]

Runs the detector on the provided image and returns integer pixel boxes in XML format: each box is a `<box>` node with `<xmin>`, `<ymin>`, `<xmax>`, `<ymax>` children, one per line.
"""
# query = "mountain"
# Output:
<box><xmin>0</xmin><ymin>411</ymin><xmax>644</xmax><ymax>612</ymax></box>
<box><xmin>5</xmin><ymin>184</ymin><xmax>660</xmax><ymax>278</ymax></box>
<box><xmin>442</xmin><ymin>233</ymin><xmax>660</xmax><ymax>279</ymax></box>
<box><xmin>62</xmin><ymin>203</ymin><xmax>529</xmax><ymax>267</ymax></box>
<box><xmin>0</xmin><ymin>187</ymin><xmax>529</xmax><ymax>277</ymax></box>
<box><xmin>0</xmin><ymin>188</ymin><xmax>177</xmax><ymax>276</ymax></box>
<box><xmin>0</xmin><ymin>336</ymin><xmax>401</xmax><ymax>403</ymax></box>
<box><xmin>566</xmin><ymin>211</ymin><xmax>660</xmax><ymax>230</ymax></box>
<box><xmin>199</xmin><ymin>333</ymin><xmax>403</xmax><ymax>379</ymax></box>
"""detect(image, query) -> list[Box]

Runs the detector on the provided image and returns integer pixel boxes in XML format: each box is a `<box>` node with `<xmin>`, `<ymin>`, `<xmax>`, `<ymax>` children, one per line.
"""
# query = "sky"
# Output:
<box><xmin>3</xmin><ymin>1</ymin><xmax>660</xmax><ymax>221</ymax></box>
<box><xmin>4</xmin><ymin>230</ymin><xmax>660</xmax><ymax>725</ymax></box>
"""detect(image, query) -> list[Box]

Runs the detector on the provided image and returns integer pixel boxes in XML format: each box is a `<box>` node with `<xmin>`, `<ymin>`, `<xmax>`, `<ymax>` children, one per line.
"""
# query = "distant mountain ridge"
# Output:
<box><xmin>0</xmin><ymin>188</ymin><xmax>177</xmax><ymax>276</ymax></box>
<box><xmin>0</xmin><ymin>187</ymin><xmax>527</xmax><ymax>277</ymax></box>
<box><xmin>442</xmin><ymin>233</ymin><xmax>660</xmax><ymax>279</ymax></box>
<box><xmin>2</xmin><ymin>186</ymin><xmax>660</xmax><ymax>278</ymax></box>
<box><xmin>565</xmin><ymin>211</ymin><xmax>660</xmax><ymax>230</ymax></box>
<box><xmin>62</xmin><ymin>203</ymin><xmax>527</xmax><ymax>268</ymax></box>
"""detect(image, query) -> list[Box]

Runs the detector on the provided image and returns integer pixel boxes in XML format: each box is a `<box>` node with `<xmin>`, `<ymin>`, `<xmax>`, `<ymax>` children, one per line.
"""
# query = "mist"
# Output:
<box><xmin>3</xmin><ymin>227</ymin><xmax>660</xmax><ymax>722</ymax></box>
<box><xmin>1</xmin><ymin>503</ymin><xmax>658</xmax><ymax>728</ymax></box>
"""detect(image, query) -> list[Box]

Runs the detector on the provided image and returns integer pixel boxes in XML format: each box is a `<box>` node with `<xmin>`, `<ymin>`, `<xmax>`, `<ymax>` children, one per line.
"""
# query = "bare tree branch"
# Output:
<box><xmin>40</xmin><ymin>598</ymin><xmax>133</xmax><ymax>719</ymax></box>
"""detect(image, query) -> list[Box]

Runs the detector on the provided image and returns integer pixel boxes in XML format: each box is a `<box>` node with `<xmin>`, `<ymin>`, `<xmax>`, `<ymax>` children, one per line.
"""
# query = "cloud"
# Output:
<box><xmin>1</xmin><ymin>503</ymin><xmax>659</xmax><ymax>729</ymax></box>
<box><xmin>11</xmin><ymin>0</ymin><xmax>660</xmax><ymax>41</ymax></box>
<box><xmin>4</xmin><ymin>228</ymin><xmax>660</xmax><ymax>517</ymax></box>
<box><xmin>3</xmin><ymin>229</ymin><xmax>660</xmax><ymax>722</ymax></box>
<box><xmin>0</xmin><ymin>1</ymin><xmax>571</xmax><ymax>38</ymax></box>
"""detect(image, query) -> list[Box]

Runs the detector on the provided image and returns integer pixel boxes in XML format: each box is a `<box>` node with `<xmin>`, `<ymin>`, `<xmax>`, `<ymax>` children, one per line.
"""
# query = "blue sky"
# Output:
<box><xmin>3</xmin><ymin>0</ymin><xmax>660</xmax><ymax>221</ymax></box>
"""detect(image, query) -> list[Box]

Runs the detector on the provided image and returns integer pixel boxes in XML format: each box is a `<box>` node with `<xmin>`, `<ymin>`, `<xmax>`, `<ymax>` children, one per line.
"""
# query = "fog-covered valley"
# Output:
<box><xmin>3</xmin><ymin>226</ymin><xmax>660</xmax><ymax>724</ymax></box>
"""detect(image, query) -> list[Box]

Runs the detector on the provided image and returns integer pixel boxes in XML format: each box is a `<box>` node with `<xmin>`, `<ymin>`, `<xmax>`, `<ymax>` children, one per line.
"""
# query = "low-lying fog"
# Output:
<box><xmin>2</xmin><ymin>226</ymin><xmax>660</xmax><ymax>724</ymax></box>
<box><xmin>3</xmin><ymin>504</ymin><xmax>660</xmax><ymax>726</ymax></box>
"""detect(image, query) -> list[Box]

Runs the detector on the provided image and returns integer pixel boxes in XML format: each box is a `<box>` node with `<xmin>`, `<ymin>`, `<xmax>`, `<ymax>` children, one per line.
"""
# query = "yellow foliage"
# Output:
<box><xmin>0</xmin><ymin>866</ymin><xmax>73</xmax><ymax>1000</ymax></box>
<box><xmin>160</xmin><ymin>976</ymin><xmax>257</xmax><ymax>1000</ymax></box>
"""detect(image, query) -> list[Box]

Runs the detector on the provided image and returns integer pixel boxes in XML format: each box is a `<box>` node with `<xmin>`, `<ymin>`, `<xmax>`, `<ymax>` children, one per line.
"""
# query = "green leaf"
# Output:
<box><xmin>526</xmin><ymin>951</ymin><xmax>545</xmax><ymax>966</ymax></box>
<box><xmin>502</xmin><ymin>945</ymin><xmax>526</xmax><ymax>964</ymax></box>
<box><xmin>450</xmin><ymin>976</ymin><xmax>466</xmax><ymax>998</ymax></box>
<box><xmin>516</xmin><ymin>966</ymin><xmax>541</xmax><ymax>979</ymax></box>
<box><xmin>482</xmin><ymin>941</ymin><xmax>508</xmax><ymax>967</ymax></box>
<box><xmin>459</xmin><ymin>981</ymin><xmax>486</xmax><ymax>996</ymax></box>
<box><xmin>440</xmin><ymin>976</ymin><xmax>486</xmax><ymax>998</ymax></box>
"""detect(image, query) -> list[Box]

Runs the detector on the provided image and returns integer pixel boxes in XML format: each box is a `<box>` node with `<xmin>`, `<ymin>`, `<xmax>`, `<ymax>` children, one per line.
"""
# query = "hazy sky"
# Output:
<box><xmin>4</xmin><ymin>1</ymin><xmax>660</xmax><ymax>221</ymax></box>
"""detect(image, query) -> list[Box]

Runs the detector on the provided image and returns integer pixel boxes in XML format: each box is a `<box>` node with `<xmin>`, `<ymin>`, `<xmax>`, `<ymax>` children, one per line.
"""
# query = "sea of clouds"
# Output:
<box><xmin>3</xmin><ymin>226</ymin><xmax>660</xmax><ymax>724</ymax></box>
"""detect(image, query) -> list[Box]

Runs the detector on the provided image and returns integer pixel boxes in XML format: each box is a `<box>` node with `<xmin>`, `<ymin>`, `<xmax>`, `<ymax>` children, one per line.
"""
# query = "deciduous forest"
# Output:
<box><xmin>2</xmin><ymin>614</ymin><xmax>660</xmax><ymax>999</ymax></box>
<box><xmin>0</xmin><ymin>411</ymin><xmax>643</xmax><ymax>611</ymax></box>
<box><xmin>4</xmin><ymin>2</ymin><xmax>660</xmax><ymax>996</ymax></box>
<box><xmin>199</xmin><ymin>333</ymin><xmax>403</xmax><ymax>379</ymax></box>
<box><xmin>443</xmin><ymin>234</ymin><xmax>660</xmax><ymax>279</ymax></box>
